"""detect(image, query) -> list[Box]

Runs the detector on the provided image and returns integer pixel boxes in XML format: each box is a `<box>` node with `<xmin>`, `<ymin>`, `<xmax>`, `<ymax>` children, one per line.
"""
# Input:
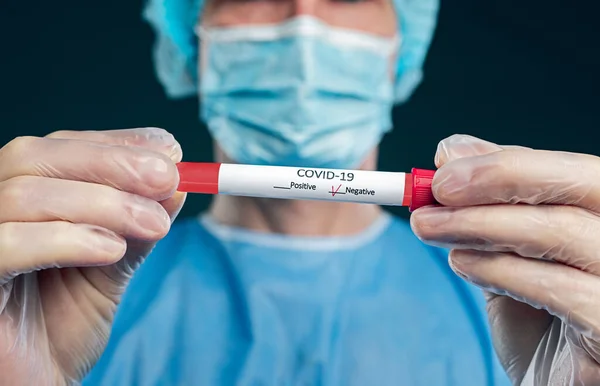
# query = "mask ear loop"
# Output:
<box><xmin>194</xmin><ymin>24</ymin><xmax>210</xmax><ymax>90</ymax></box>
<box><xmin>388</xmin><ymin>34</ymin><xmax>403</xmax><ymax>83</ymax></box>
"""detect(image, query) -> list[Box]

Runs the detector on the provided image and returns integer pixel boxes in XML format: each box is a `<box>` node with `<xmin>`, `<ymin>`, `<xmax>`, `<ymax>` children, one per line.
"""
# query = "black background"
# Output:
<box><xmin>1</xmin><ymin>0</ymin><xmax>599</xmax><ymax>219</ymax></box>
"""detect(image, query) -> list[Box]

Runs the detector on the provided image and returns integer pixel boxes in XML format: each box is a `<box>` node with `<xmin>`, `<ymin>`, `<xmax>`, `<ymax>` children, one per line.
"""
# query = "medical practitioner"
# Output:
<box><xmin>2</xmin><ymin>0</ymin><xmax>600</xmax><ymax>385</ymax></box>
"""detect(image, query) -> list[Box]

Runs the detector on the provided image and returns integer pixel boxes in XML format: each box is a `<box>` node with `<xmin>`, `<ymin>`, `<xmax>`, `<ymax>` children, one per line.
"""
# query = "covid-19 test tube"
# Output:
<box><xmin>176</xmin><ymin>162</ymin><xmax>437</xmax><ymax>212</ymax></box>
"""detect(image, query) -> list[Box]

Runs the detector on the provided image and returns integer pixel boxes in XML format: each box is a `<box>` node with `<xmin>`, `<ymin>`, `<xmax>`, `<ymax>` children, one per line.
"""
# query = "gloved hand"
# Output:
<box><xmin>411</xmin><ymin>135</ymin><xmax>600</xmax><ymax>386</ymax></box>
<box><xmin>0</xmin><ymin>128</ymin><xmax>185</xmax><ymax>385</ymax></box>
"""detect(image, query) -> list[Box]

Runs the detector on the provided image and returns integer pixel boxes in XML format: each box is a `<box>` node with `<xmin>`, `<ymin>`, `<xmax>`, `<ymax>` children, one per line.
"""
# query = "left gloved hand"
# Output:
<box><xmin>411</xmin><ymin>135</ymin><xmax>600</xmax><ymax>386</ymax></box>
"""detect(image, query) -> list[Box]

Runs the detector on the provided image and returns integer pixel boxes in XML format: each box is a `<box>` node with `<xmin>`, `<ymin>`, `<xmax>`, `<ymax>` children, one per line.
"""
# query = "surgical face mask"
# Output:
<box><xmin>197</xmin><ymin>16</ymin><xmax>400</xmax><ymax>169</ymax></box>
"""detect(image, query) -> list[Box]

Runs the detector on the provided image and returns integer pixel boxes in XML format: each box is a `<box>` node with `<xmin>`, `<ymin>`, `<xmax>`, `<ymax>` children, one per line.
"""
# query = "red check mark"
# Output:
<box><xmin>331</xmin><ymin>184</ymin><xmax>342</xmax><ymax>197</ymax></box>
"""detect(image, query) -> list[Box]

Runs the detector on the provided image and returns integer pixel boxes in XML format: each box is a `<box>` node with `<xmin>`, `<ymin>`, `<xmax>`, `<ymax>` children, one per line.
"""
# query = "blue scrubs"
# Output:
<box><xmin>84</xmin><ymin>212</ymin><xmax>510</xmax><ymax>385</ymax></box>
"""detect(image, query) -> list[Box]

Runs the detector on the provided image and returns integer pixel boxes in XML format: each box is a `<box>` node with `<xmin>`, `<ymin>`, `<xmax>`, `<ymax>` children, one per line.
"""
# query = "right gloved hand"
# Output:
<box><xmin>0</xmin><ymin>128</ymin><xmax>186</xmax><ymax>386</ymax></box>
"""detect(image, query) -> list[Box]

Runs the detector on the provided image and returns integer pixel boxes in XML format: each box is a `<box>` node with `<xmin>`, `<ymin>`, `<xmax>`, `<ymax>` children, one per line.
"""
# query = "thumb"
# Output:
<box><xmin>486</xmin><ymin>293</ymin><xmax>553</xmax><ymax>384</ymax></box>
<box><xmin>89</xmin><ymin>190</ymin><xmax>186</xmax><ymax>303</ymax></box>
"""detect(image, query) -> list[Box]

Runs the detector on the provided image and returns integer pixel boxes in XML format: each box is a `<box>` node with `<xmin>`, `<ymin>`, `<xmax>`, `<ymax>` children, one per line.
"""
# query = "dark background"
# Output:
<box><xmin>1</xmin><ymin>0</ymin><xmax>599</xmax><ymax>219</ymax></box>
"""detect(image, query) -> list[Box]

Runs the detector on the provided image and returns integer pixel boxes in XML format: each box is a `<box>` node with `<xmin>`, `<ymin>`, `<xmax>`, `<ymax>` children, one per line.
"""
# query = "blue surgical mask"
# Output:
<box><xmin>197</xmin><ymin>16</ymin><xmax>400</xmax><ymax>169</ymax></box>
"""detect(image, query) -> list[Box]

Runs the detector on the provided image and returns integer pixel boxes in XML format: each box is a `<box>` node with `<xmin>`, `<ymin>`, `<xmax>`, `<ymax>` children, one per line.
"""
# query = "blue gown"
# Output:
<box><xmin>84</xmin><ymin>212</ymin><xmax>511</xmax><ymax>385</ymax></box>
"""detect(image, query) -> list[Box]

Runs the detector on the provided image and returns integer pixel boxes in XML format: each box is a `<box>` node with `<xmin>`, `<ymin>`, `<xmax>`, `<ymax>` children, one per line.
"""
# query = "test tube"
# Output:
<box><xmin>177</xmin><ymin>162</ymin><xmax>437</xmax><ymax>212</ymax></box>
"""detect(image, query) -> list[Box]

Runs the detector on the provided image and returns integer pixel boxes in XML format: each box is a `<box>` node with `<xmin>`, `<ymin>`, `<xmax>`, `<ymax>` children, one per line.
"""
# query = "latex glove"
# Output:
<box><xmin>0</xmin><ymin>128</ymin><xmax>186</xmax><ymax>385</ymax></box>
<box><xmin>411</xmin><ymin>135</ymin><xmax>600</xmax><ymax>385</ymax></box>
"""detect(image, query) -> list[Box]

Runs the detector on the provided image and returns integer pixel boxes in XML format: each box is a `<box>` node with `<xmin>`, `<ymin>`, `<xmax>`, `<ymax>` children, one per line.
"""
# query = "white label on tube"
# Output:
<box><xmin>218</xmin><ymin>164</ymin><xmax>406</xmax><ymax>206</ymax></box>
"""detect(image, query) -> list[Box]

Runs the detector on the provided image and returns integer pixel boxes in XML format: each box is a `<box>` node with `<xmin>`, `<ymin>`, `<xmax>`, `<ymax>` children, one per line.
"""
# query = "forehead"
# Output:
<box><xmin>201</xmin><ymin>0</ymin><xmax>398</xmax><ymax>37</ymax></box>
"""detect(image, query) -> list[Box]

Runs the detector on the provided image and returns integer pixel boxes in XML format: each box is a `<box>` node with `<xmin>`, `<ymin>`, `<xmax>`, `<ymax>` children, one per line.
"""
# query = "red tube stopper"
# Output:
<box><xmin>177</xmin><ymin>162</ymin><xmax>221</xmax><ymax>194</ymax></box>
<box><xmin>409</xmin><ymin>168</ymin><xmax>437</xmax><ymax>212</ymax></box>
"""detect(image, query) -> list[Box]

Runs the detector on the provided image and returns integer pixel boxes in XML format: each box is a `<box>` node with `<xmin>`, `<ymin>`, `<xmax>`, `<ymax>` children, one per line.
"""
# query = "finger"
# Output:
<box><xmin>411</xmin><ymin>204</ymin><xmax>600</xmax><ymax>275</ymax></box>
<box><xmin>0</xmin><ymin>176</ymin><xmax>171</xmax><ymax>240</ymax></box>
<box><xmin>81</xmin><ymin>190</ymin><xmax>187</xmax><ymax>303</ymax></box>
<box><xmin>0</xmin><ymin>221</ymin><xmax>126</xmax><ymax>284</ymax></box>
<box><xmin>435</xmin><ymin>134</ymin><xmax>532</xmax><ymax>167</ymax></box>
<box><xmin>46</xmin><ymin>127</ymin><xmax>182</xmax><ymax>162</ymax></box>
<box><xmin>448</xmin><ymin>249</ymin><xmax>600</xmax><ymax>340</ymax></box>
<box><xmin>435</xmin><ymin>135</ymin><xmax>503</xmax><ymax>167</ymax></box>
<box><xmin>46</xmin><ymin>128</ymin><xmax>186</xmax><ymax>220</ymax></box>
<box><xmin>432</xmin><ymin>147</ymin><xmax>600</xmax><ymax>211</ymax></box>
<box><xmin>0</xmin><ymin>136</ymin><xmax>179</xmax><ymax>201</ymax></box>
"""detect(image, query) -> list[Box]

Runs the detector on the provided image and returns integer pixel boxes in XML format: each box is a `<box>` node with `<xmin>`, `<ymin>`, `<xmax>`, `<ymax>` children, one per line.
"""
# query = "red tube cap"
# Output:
<box><xmin>177</xmin><ymin>162</ymin><xmax>221</xmax><ymax>194</ymax></box>
<box><xmin>409</xmin><ymin>168</ymin><xmax>437</xmax><ymax>212</ymax></box>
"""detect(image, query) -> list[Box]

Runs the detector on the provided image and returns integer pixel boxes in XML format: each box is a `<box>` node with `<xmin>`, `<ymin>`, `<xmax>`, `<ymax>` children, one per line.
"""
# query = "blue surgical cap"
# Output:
<box><xmin>142</xmin><ymin>0</ymin><xmax>439</xmax><ymax>104</ymax></box>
